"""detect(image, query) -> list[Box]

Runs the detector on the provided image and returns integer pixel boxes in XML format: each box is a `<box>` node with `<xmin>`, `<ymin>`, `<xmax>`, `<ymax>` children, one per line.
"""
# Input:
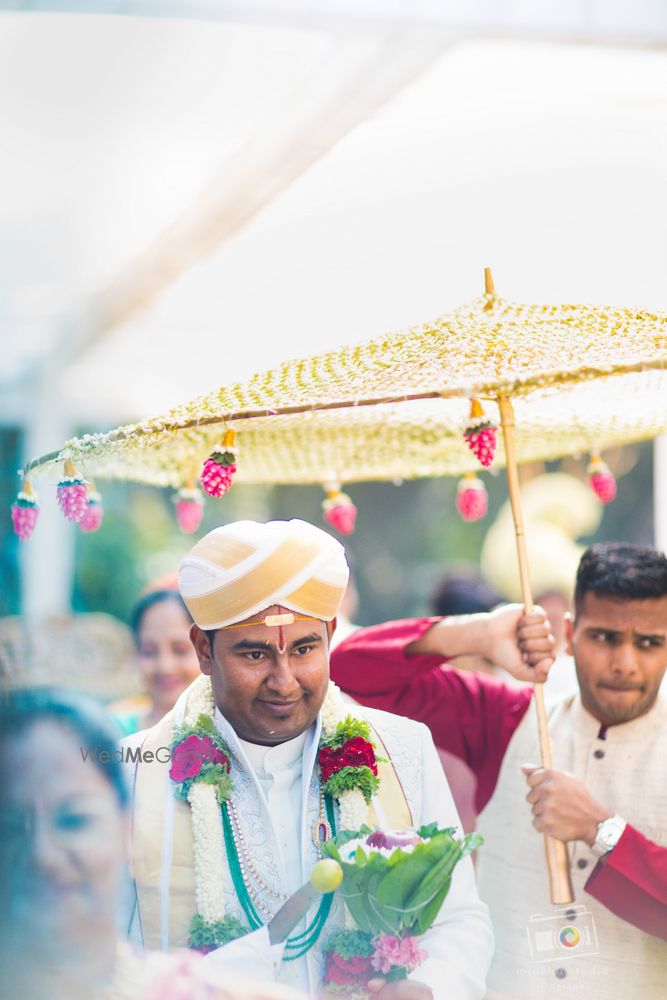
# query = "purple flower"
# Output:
<box><xmin>366</xmin><ymin>830</ymin><xmax>421</xmax><ymax>850</ymax></box>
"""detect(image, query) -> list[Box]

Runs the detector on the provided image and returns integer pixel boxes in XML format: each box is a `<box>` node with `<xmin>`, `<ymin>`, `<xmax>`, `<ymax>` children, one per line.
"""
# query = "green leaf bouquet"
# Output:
<box><xmin>321</xmin><ymin>825</ymin><xmax>482</xmax><ymax>995</ymax></box>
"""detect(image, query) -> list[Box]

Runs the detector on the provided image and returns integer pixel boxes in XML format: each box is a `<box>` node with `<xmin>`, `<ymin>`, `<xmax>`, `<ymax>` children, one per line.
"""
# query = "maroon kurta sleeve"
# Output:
<box><xmin>585</xmin><ymin>824</ymin><xmax>667</xmax><ymax>941</ymax></box>
<box><xmin>330</xmin><ymin>618</ymin><xmax>533</xmax><ymax>812</ymax></box>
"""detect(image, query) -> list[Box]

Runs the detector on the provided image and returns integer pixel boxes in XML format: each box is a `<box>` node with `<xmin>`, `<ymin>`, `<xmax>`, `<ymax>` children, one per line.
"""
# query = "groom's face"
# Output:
<box><xmin>191</xmin><ymin>606</ymin><xmax>334</xmax><ymax>746</ymax></box>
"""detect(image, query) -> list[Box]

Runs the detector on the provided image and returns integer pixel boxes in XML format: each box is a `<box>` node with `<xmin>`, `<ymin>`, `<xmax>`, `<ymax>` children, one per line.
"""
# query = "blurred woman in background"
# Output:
<box><xmin>109</xmin><ymin>585</ymin><xmax>201</xmax><ymax>735</ymax></box>
<box><xmin>0</xmin><ymin>686</ymin><xmax>301</xmax><ymax>1000</ymax></box>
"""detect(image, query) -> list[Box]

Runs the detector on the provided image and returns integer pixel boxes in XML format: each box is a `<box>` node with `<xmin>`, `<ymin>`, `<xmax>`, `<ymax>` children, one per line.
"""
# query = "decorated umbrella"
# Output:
<box><xmin>16</xmin><ymin>269</ymin><xmax>667</xmax><ymax>903</ymax></box>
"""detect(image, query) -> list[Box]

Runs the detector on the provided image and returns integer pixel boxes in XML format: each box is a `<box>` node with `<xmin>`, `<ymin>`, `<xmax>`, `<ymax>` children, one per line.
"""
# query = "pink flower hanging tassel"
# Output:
<box><xmin>200</xmin><ymin>429</ymin><xmax>238</xmax><ymax>497</ymax></box>
<box><xmin>464</xmin><ymin>399</ymin><xmax>498</xmax><ymax>468</ymax></box>
<box><xmin>56</xmin><ymin>458</ymin><xmax>89</xmax><ymax>523</ymax></box>
<box><xmin>11</xmin><ymin>479</ymin><xmax>40</xmax><ymax>541</ymax></box>
<box><xmin>456</xmin><ymin>472</ymin><xmax>488</xmax><ymax>521</ymax></box>
<box><xmin>322</xmin><ymin>484</ymin><xmax>357</xmax><ymax>535</ymax></box>
<box><xmin>588</xmin><ymin>453</ymin><xmax>617</xmax><ymax>504</ymax></box>
<box><xmin>174</xmin><ymin>483</ymin><xmax>205</xmax><ymax>533</ymax></box>
<box><xmin>79</xmin><ymin>483</ymin><xmax>104</xmax><ymax>533</ymax></box>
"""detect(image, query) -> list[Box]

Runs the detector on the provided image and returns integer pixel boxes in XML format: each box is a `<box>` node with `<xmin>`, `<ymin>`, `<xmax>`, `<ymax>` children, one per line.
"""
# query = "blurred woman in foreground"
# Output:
<box><xmin>0</xmin><ymin>686</ymin><xmax>301</xmax><ymax>1000</ymax></box>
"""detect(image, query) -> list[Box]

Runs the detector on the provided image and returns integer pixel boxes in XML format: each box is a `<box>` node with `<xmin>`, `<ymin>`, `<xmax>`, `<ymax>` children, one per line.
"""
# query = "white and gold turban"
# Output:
<box><xmin>178</xmin><ymin>519</ymin><xmax>349</xmax><ymax>629</ymax></box>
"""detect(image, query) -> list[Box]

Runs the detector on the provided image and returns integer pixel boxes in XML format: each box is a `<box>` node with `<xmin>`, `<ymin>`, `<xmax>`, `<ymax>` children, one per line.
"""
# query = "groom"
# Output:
<box><xmin>124</xmin><ymin>518</ymin><xmax>555</xmax><ymax>998</ymax></box>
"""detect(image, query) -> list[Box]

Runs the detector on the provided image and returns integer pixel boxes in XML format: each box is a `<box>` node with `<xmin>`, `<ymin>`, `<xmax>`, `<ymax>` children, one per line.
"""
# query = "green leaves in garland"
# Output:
<box><xmin>324</xmin><ymin>765</ymin><xmax>380</xmax><ymax>803</ymax></box>
<box><xmin>319</xmin><ymin>716</ymin><xmax>376</xmax><ymax>750</ymax></box>
<box><xmin>188</xmin><ymin>913</ymin><xmax>249</xmax><ymax>953</ymax></box>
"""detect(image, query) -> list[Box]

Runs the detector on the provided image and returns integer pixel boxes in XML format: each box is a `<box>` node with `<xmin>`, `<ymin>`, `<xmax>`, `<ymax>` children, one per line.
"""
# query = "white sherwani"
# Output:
<box><xmin>477</xmin><ymin>692</ymin><xmax>667</xmax><ymax>1000</ymax></box>
<box><xmin>125</xmin><ymin>702</ymin><xmax>493</xmax><ymax>999</ymax></box>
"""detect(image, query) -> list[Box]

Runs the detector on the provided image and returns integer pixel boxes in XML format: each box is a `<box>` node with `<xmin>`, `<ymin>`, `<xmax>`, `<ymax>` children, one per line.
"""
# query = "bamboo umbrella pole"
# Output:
<box><xmin>497</xmin><ymin>392</ymin><xmax>574</xmax><ymax>905</ymax></box>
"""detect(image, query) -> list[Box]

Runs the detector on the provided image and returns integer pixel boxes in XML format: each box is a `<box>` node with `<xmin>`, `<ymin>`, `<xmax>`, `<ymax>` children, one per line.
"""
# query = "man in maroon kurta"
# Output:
<box><xmin>331</xmin><ymin>543</ymin><xmax>667</xmax><ymax>998</ymax></box>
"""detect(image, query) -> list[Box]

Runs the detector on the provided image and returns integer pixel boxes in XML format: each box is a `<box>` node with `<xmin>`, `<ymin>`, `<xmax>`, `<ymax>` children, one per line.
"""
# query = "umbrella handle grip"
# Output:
<box><xmin>544</xmin><ymin>834</ymin><xmax>574</xmax><ymax>905</ymax></box>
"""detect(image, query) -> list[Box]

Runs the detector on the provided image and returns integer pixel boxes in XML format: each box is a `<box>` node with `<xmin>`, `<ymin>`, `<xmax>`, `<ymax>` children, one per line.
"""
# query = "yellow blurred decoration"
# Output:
<box><xmin>481</xmin><ymin>472</ymin><xmax>603</xmax><ymax>603</ymax></box>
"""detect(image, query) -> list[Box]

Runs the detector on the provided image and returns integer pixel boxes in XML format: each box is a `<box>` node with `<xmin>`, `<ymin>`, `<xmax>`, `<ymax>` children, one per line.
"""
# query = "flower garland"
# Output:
<box><xmin>169</xmin><ymin>676</ymin><xmax>380</xmax><ymax>953</ymax></box>
<box><xmin>319</xmin><ymin>681</ymin><xmax>377</xmax><ymax>832</ymax></box>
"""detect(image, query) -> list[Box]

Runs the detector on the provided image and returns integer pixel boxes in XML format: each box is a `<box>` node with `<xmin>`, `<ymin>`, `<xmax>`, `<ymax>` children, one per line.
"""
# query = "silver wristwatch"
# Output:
<box><xmin>591</xmin><ymin>814</ymin><xmax>627</xmax><ymax>858</ymax></box>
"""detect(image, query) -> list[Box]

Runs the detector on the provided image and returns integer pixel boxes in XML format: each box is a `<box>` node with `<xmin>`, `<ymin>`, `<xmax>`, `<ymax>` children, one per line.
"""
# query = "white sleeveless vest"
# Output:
<box><xmin>476</xmin><ymin>692</ymin><xmax>667</xmax><ymax>1000</ymax></box>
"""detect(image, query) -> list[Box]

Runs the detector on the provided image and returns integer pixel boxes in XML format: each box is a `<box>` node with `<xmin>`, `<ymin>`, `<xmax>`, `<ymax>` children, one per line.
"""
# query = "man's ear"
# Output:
<box><xmin>326</xmin><ymin>618</ymin><xmax>337</xmax><ymax>645</ymax></box>
<box><xmin>190</xmin><ymin>624</ymin><xmax>214</xmax><ymax>676</ymax></box>
<box><xmin>564</xmin><ymin>613</ymin><xmax>575</xmax><ymax>657</ymax></box>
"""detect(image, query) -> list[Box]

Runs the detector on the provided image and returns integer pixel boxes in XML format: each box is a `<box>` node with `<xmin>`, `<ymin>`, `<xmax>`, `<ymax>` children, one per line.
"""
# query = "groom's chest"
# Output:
<box><xmin>226</xmin><ymin>756</ymin><xmax>322</xmax><ymax>898</ymax></box>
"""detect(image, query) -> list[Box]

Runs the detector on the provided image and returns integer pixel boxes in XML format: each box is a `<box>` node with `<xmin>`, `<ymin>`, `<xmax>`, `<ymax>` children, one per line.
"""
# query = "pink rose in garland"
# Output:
<box><xmin>169</xmin><ymin>714</ymin><xmax>233</xmax><ymax>804</ymax></box>
<box><xmin>319</xmin><ymin>736</ymin><xmax>378</xmax><ymax>785</ymax></box>
<box><xmin>169</xmin><ymin>734</ymin><xmax>230</xmax><ymax>783</ymax></box>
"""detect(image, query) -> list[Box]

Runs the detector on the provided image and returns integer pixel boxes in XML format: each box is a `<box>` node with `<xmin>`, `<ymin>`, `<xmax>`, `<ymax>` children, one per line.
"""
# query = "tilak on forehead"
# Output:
<box><xmin>178</xmin><ymin>518</ymin><xmax>349</xmax><ymax>653</ymax></box>
<box><xmin>224</xmin><ymin>610</ymin><xmax>320</xmax><ymax>654</ymax></box>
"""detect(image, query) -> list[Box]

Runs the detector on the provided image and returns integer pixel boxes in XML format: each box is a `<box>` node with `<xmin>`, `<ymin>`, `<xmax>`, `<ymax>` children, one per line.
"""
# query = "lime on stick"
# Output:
<box><xmin>310</xmin><ymin>859</ymin><xmax>343</xmax><ymax>893</ymax></box>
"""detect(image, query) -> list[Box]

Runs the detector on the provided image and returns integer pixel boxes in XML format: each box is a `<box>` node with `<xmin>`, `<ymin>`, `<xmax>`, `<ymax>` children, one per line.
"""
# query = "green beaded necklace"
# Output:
<box><xmin>221</xmin><ymin>793</ymin><xmax>337</xmax><ymax>961</ymax></box>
